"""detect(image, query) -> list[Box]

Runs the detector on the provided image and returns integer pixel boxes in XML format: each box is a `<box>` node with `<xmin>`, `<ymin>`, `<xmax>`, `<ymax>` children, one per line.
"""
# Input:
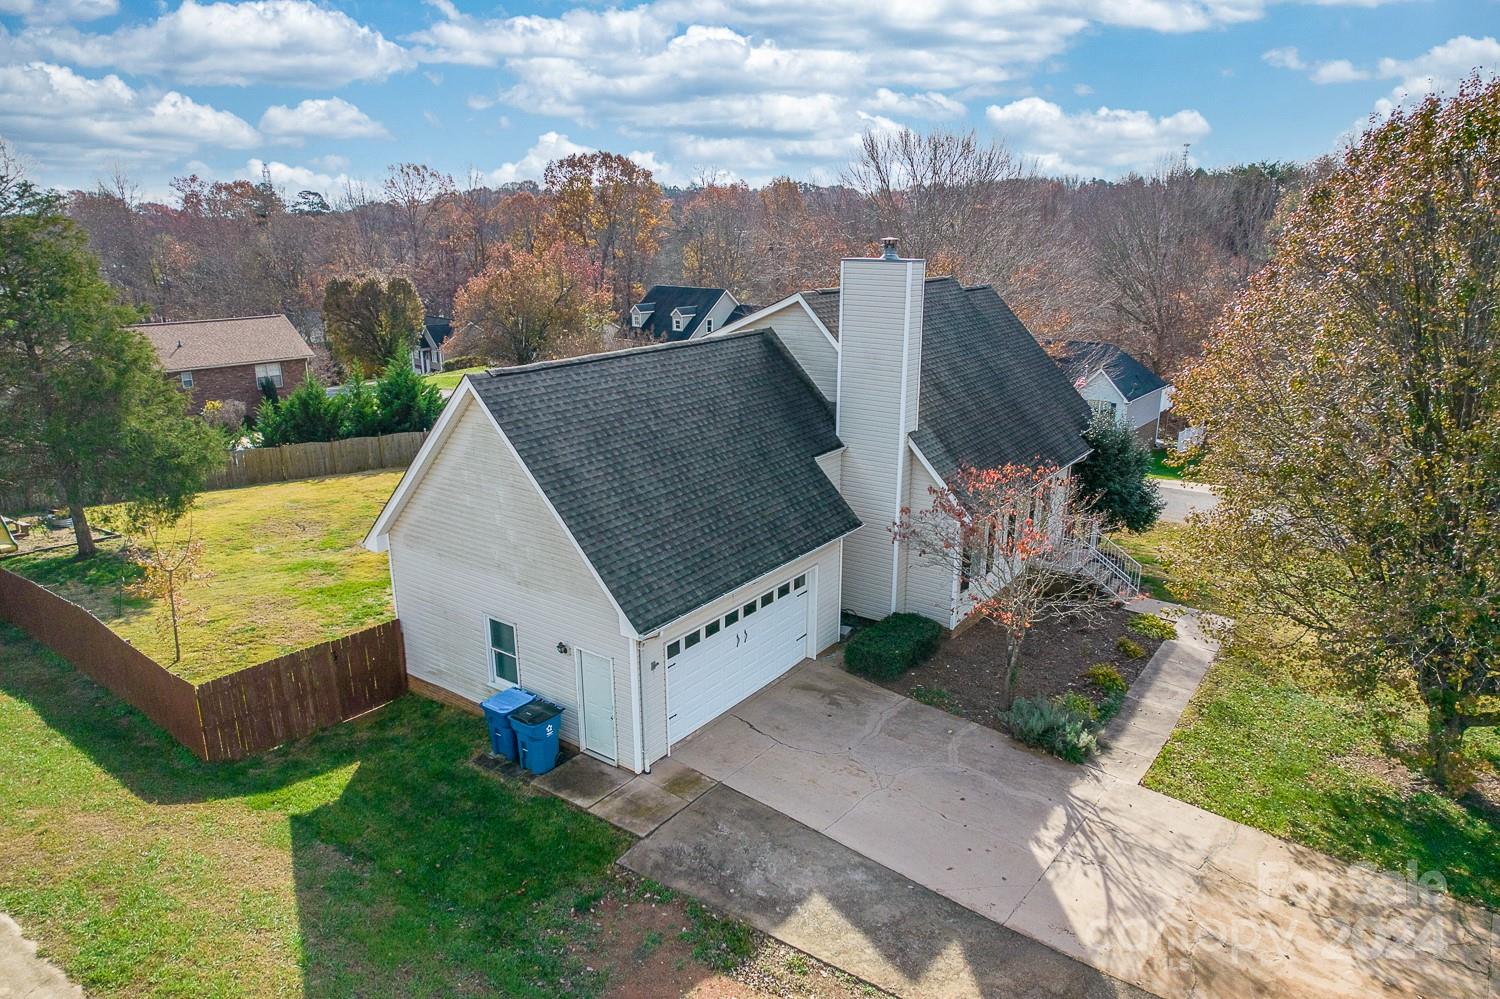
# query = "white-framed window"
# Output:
<box><xmin>254</xmin><ymin>362</ymin><xmax>284</xmax><ymax>388</ymax></box>
<box><xmin>487</xmin><ymin>617</ymin><xmax>519</xmax><ymax>685</ymax></box>
<box><xmin>179</xmin><ymin>371</ymin><xmax>194</xmax><ymax>389</ymax></box>
<box><xmin>704</xmin><ymin>318</ymin><xmax>713</xmax><ymax>333</ymax></box>
<box><xmin>632</xmin><ymin>312</ymin><xmax>645</xmax><ymax>328</ymax></box>
<box><xmin>672</xmin><ymin>314</ymin><xmax>685</xmax><ymax>332</ymax></box>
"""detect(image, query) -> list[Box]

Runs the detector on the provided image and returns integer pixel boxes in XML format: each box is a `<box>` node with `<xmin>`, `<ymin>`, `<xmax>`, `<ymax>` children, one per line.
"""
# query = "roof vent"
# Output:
<box><xmin>880</xmin><ymin>236</ymin><xmax>899</xmax><ymax>260</ymax></box>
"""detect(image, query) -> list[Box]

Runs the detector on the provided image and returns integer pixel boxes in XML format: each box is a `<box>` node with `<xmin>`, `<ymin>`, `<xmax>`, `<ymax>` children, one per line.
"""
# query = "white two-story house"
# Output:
<box><xmin>365</xmin><ymin>242</ymin><xmax>1096</xmax><ymax>773</ymax></box>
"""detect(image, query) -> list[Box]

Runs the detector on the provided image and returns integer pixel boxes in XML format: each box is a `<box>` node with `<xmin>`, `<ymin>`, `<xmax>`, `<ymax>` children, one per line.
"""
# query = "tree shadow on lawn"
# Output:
<box><xmin>0</xmin><ymin>625</ymin><xmax>636</xmax><ymax>997</ymax></box>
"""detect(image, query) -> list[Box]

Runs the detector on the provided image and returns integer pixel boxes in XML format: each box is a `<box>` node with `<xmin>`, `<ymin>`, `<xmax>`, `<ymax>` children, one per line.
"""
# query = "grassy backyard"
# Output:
<box><xmin>5</xmin><ymin>471</ymin><xmax>401</xmax><ymax>683</ymax></box>
<box><xmin>1146</xmin><ymin>643</ymin><xmax>1500</xmax><ymax>911</ymax></box>
<box><xmin>421</xmin><ymin>366</ymin><xmax>486</xmax><ymax>392</ymax></box>
<box><xmin>0</xmin><ymin>627</ymin><xmax>870</xmax><ymax>998</ymax></box>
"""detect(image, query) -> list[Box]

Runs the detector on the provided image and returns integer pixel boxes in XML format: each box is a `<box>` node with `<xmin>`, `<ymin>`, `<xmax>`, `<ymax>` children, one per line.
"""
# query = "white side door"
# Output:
<box><xmin>577</xmin><ymin>648</ymin><xmax>617</xmax><ymax>764</ymax></box>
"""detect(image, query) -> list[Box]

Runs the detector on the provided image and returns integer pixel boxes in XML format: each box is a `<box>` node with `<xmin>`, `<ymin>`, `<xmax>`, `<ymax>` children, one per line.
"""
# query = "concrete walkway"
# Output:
<box><xmin>1089</xmin><ymin>604</ymin><xmax>1218</xmax><ymax>784</ymax></box>
<box><xmin>653</xmin><ymin>645</ymin><xmax>1497</xmax><ymax>997</ymax></box>
<box><xmin>0</xmin><ymin>915</ymin><xmax>82</xmax><ymax>999</ymax></box>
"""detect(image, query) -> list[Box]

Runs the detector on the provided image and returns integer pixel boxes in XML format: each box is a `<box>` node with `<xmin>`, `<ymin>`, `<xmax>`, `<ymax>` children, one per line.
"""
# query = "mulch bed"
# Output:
<box><xmin>876</xmin><ymin>603</ymin><xmax>1169</xmax><ymax>732</ymax></box>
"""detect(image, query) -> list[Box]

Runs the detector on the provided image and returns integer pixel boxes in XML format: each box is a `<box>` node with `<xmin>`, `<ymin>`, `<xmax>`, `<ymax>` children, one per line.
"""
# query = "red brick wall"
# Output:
<box><xmin>172</xmin><ymin>359</ymin><xmax>309</xmax><ymax>417</ymax></box>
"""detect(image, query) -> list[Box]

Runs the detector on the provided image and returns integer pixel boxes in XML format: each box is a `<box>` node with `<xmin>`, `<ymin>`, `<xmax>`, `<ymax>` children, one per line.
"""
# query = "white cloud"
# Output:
<box><xmin>1073</xmin><ymin>82</ymin><xmax>1094</xmax><ymax>96</ymax></box>
<box><xmin>1262</xmin><ymin>46</ymin><xmax>1305</xmax><ymax>70</ymax></box>
<box><xmin>414</xmin><ymin>0</ymin><xmax>1389</xmax><ymax>182</ymax></box>
<box><xmin>865</xmin><ymin>88</ymin><xmax>966</xmax><ymax>118</ymax></box>
<box><xmin>18</xmin><ymin>0</ymin><xmax>413</xmax><ymax>86</ymax></box>
<box><xmin>483</xmin><ymin>131</ymin><xmax>591</xmax><ymax>185</ymax></box>
<box><xmin>259</xmin><ymin>97</ymin><xmax>390</xmax><ymax>142</ymax></box>
<box><xmin>1309</xmin><ymin>59</ymin><xmax>1369</xmax><ymax>84</ymax></box>
<box><xmin>1267</xmin><ymin>35</ymin><xmax>1495</xmax><ymax>103</ymax></box>
<box><xmin>0</xmin><ymin>61</ymin><xmax>259</xmax><ymax>178</ymax></box>
<box><xmin>985</xmin><ymin>97</ymin><xmax>1210</xmax><ymax>177</ymax></box>
<box><xmin>241</xmin><ymin>157</ymin><xmax>368</xmax><ymax>197</ymax></box>
<box><xmin>0</xmin><ymin>0</ymin><xmax>116</xmax><ymax>23</ymax></box>
<box><xmin>1374</xmin><ymin>35</ymin><xmax>1500</xmax><ymax>109</ymax></box>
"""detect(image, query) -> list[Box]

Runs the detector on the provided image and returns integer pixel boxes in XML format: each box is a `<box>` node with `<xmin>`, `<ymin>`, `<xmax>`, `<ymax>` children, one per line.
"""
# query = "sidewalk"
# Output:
<box><xmin>0</xmin><ymin>915</ymin><xmax>82</xmax><ymax>999</ymax></box>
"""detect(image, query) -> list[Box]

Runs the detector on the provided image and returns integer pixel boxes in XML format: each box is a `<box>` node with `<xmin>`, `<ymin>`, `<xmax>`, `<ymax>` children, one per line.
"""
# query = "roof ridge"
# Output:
<box><xmin>129</xmin><ymin>314</ymin><xmax>287</xmax><ymax>327</ymax></box>
<box><xmin>482</xmin><ymin>327</ymin><xmax>770</xmax><ymax>378</ymax></box>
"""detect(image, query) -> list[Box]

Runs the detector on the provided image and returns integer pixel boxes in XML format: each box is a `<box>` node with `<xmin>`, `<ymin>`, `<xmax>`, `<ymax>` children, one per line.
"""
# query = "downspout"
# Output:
<box><xmin>629</xmin><ymin>638</ymin><xmax>646</xmax><ymax>773</ymax></box>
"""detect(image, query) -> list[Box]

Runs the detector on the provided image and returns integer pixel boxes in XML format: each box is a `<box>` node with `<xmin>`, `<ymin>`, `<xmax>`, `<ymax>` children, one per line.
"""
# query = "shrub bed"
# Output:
<box><xmin>1127</xmin><ymin>613</ymin><xmax>1177</xmax><ymax>640</ymax></box>
<box><xmin>844</xmin><ymin>613</ymin><xmax>942</xmax><ymax>680</ymax></box>
<box><xmin>1005</xmin><ymin>688</ymin><xmax>1127</xmax><ymax>763</ymax></box>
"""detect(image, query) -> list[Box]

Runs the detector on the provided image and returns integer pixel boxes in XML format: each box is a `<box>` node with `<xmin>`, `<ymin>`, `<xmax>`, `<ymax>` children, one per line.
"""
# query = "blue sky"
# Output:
<box><xmin>0</xmin><ymin>0</ymin><xmax>1493</xmax><ymax>199</ymax></box>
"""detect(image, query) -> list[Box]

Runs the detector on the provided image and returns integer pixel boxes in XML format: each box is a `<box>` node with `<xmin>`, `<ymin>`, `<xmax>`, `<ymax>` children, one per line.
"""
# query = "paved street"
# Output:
<box><xmin>1155</xmin><ymin>480</ymin><xmax>1218</xmax><ymax>523</ymax></box>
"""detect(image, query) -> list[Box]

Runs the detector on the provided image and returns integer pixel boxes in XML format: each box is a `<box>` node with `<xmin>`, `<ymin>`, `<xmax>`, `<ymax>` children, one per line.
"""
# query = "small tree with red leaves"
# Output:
<box><xmin>895</xmin><ymin>463</ymin><xmax>1113</xmax><ymax>709</ymax></box>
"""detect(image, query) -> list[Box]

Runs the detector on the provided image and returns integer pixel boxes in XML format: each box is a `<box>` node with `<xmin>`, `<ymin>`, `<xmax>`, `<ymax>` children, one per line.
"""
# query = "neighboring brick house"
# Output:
<box><xmin>133</xmin><ymin>315</ymin><xmax>315</xmax><ymax>416</ymax></box>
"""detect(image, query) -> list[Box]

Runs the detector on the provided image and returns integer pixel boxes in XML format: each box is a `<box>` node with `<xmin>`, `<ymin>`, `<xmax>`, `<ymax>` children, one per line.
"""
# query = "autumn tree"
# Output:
<box><xmin>679</xmin><ymin>180</ymin><xmax>759</xmax><ymax>295</ymax></box>
<box><xmin>896</xmin><ymin>464</ymin><xmax>1112</xmax><ymax>708</ymax></box>
<box><xmin>452</xmin><ymin>243</ymin><xmax>607</xmax><ymax>366</ymax></box>
<box><xmin>321</xmin><ymin>274</ymin><xmax>426</xmax><ymax>374</ymax></box>
<box><xmin>846</xmin><ymin>128</ymin><xmax>1043</xmax><ymax>286</ymax></box>
<box><xmin>542</xmin><ymin>152</ymin><xmax>671</xmax><ymax>318</ymax></box>
<box><xmin>384</xmin><ymin>162</ymin><xmax>452</xmax><ymax>274</ymax></box>
<box><xmin>1174</xmin><ymin>77</ymin><xmax>1500</xmax><ymax>790</ymax></box>
<box><xmin>748</xmin><ymin>177</ymin><xmax>849</xmax><ymax>301</ymax></box>
<box><xmin>0</xmin><ymin>148</ymin><xmax>222</xmax><ymax>556</ymax></box>
<box><xmin>1090</xmin><ymin>161</ymin><xmax>1236</xmax><ymax>373</ymax></box>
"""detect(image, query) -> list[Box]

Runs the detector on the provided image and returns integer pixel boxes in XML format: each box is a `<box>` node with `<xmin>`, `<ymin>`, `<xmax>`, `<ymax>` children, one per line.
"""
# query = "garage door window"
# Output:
<box><xmin>488</xmin><ymin>618</ymin><xmax>519</xmax><ymax>685</ymax></box>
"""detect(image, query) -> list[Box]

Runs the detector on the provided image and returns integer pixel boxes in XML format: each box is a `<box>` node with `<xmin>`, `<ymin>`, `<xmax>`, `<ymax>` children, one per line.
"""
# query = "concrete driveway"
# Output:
<box><xmin>652</xmin><ymin>658</ymin><xmax>1495</xmax><ymax>998</ymax></box>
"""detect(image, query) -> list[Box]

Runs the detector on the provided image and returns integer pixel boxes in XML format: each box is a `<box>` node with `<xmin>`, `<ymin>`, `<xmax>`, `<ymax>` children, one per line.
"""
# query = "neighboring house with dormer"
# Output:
<box><xmin>1047</xmin><ymin>340</ymin><xmax>1172</xmax><ymax>446</ymax></box>
<box><xmin>628</xmin><ymin>286</ymin><xmax>743</xmax><ymax>341</ymax></box>
<box><xmin>134</xmin><ymin>314</ymin><xmax>313</xmax><ymax>415</ymax></box>
<box><xmin>365</xmin><ymin>243</ymin><xmax>1127</xmax><ymax>773</ymax></box>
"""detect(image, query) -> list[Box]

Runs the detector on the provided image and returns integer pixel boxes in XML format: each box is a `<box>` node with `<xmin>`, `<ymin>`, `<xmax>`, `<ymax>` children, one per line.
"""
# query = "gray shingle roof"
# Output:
<box><xmin>794</xmin><ymin>280</ymin><xmax>1093</xmax><ymax>479</ymax></box>
<box><xmin>912</xmin><ymin>282</ymin><xmax>1094</xmax><ymax>480</ymax></box>
<box><xmin>469</xmin><ymin>330</ymin><xmax>859</xmax><ymax>635</ymax></box>
<box><xmin>1049</xmin><ymin>340</ymin><xmax>1168</xmax><ymax>401</ymax></box>
<box><xmin>803</xmin><ymin>288</ymin><xmax>841</xmax><ymax>334</ymax></box>
<box><xmin>633</xmin><ymin>285</ymin><xmax>730</xmax><ymax>341</ymax></box>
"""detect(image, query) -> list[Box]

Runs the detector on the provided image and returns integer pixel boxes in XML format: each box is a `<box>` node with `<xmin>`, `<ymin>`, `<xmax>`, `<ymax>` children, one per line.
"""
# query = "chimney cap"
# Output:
<box><xmin>880</xmin><ymin>236</ymin><xmax>899</xmax><ymax>260</ymax></box>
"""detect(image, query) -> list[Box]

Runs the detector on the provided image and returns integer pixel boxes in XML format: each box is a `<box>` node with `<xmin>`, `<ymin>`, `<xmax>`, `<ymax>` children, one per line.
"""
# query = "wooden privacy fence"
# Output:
<box><xmin>206</xmin><ymin>431</ymin><xmax>428</xmax><ymax>490</ymax></box>
<box><xmin>0</xmin><ymin>568</ymin><xmax>407</xmax><ymax>762</ymax></box>
<box><xmin>0</xmin><ymin>431</ymin><xmax>427</xmax><ymax>513</ymax></box>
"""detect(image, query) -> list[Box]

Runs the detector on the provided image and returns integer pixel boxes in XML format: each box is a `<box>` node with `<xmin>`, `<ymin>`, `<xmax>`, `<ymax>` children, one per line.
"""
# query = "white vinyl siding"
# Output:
<box><xmin>815</xmin><ymin>449</ymin><xmax>843</xmax><ymax>490</ymax></box>
<box><xmin>835</xmin><ymin>257</ymin><xmax>926</xmax><ymax>620</ymax></box>
<box><xmin>386</xmin><ymin>398</ymin><xmax>632</xmax><ymax>759</ymax></box>
<box><xmin>1127</xmin><ymin>387</ymin><xmax>1166</xmax><ymax>434</ymax></box>
<box><xmin>638</xmin><ymin>539</ymin><xmax>842</xmax><ymax>767</ymax></box>
<box><xmin>741</xmin><ymin>301</ymin><xmax>838</xmax><ymax>401</ymax></box>
<box><xmin>901</xmin><ymin>453</ymin><xmax>957</xmax><ymax>627</ymax></box>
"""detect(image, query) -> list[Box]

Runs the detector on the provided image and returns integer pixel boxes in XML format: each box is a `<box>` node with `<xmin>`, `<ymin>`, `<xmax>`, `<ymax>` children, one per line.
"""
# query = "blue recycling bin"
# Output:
<box><xmin>510</xmin><ymin>700</ymin><xmax>564</xmax><ymax>774</ymax></box>
<box><xmin>480</xmin><ymin>687</ymin><xmax>535</xmax><ymax>761</ymax></box>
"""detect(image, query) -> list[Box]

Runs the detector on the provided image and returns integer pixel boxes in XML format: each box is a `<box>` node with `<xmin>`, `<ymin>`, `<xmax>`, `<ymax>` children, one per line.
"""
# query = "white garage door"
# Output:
<box><xmin>666</xmin><ymin>570</ymin><xmax>812</xmax><ymax>744</ymax></box>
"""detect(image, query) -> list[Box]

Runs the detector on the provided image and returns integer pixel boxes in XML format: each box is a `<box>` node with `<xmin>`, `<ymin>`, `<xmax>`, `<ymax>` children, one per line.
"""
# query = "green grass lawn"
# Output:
<box><xmin>6</xmin><ymin>471</ymin><xmax>401</xmax><ymax>683</ymax></box>
<box><xmin>0</xmin><ymin>623</ymin><xmax>633</xmax><ymax>998</ymax></box>
<box><xmin>1145</xmin><ymin>643</ymin><xmax>1500</xmax><ymax>912</ymax></box>
<box><xmin>1112</xmin><ymin>523</ymin><xmax>1193</xmax><ymax>605</ymax></box>
<box><xmin>1147</xmin><ymin>448</ymin><xmax>1195</xmax><ymax>480</ymax></box>
<box><xmin>421</xmin><ymin>367</ymin><xmax>486</xmax><ymax>392</ymax></box>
